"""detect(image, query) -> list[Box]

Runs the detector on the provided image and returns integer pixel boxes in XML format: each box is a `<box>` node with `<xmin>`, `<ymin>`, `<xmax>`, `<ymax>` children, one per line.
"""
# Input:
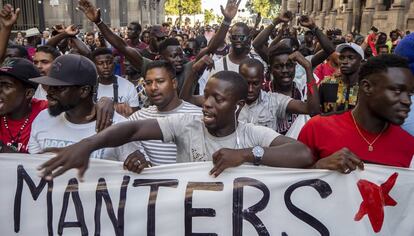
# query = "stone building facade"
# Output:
<box><xmin>1</xmin><ymin>0</ymin><xmax>166</xmax><ymax>31</ymax></box>
<box><xmin>281</xmin><ymin>0</ymin><xmax>414</xmax><ymax>34</ymax></box>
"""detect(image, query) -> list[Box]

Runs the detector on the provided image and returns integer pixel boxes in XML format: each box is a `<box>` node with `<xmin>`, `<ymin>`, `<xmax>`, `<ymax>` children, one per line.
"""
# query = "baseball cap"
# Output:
<box><xmin>25</xmin><ymin>28</ymin><xmax>41</xmax><ymax>38</ymax></box>
<box><xmin>150</xmin><ymin>25</ymin><xmax>167</xmax><ymax>38</ymax></box>
<box><xmin>394</xmin><ymin>32</ymin><xmax>414</xmax><ymax>74</ymax></box>
<box><xmin>336</xmin><ymin>43</ymin><xmax>365</xmax><ymax>60</ymax></box>
<box><xmin>0</xmin><ymin>58</ymin><xmax>40</xmax><ymax>88</ymax></box>
<box><xmin>30</xmin><ymin>54</ymin><xmax>97</xmax><ymax>86</ymax></box>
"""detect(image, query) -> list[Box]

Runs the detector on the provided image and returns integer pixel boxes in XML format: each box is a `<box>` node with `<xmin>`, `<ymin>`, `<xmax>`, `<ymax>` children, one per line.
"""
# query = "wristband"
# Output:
<box><xmin>311</xmin><ymin>26</ymin><xmax>319</xmax><ymax>35</ymax></box>
<box><xmin>306</xmin><ymin>80</ymin><xmax>317</xmax><ymax>95</ymax></box>
<box><xmin>222</xmin><ymin>19</ymin><xmax>231</xmax><ymax>27</ymax></box>
<box><xmin>95</xmin><ymin>19</ymin><xmax>103</xmax><ymax>26</ymax></box>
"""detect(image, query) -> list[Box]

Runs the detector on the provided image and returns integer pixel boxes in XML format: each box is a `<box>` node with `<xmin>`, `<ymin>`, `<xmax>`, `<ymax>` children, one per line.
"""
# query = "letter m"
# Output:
<box><xmin>14</xmin><ymin>165</ymin><xmax>53</xmax><ymax>236</ymax></box>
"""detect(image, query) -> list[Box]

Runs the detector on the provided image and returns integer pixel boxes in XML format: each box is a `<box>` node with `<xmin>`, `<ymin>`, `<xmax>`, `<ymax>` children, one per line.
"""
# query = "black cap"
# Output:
<box><xmin>150</xmin><ymin>25</ymin><xmax>167</xmax><ymax>38</ymax></box>
<box><xmin>30</xmin><ymin>54</ymin><xmax>97</xmax><ymax>86</ymax></box>
<box><xmin>0</xmin><ymin>58</ymin><xmax>40</xmax><ymax>88</ymax></box>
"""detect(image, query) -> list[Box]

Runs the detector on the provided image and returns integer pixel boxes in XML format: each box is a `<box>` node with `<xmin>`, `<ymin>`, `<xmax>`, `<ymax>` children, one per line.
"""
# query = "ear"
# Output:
<box><xmin>172</xmin><ymin>77</ymin><xmax>178</xmax><ymax>90</ymax></box>
<box><xmin>79</xmin><ymin>85</ymin><xmax>93</xmax><ymax>99</ymax></box>
<box><xmin>25</xmin><ymin>88</ymin><xmax>35</xmax><ymax>100</ymax></box>
<box><xmin>359</xmin><ymin>78</ymin><xmax>374</xmax><ymax>96</ymax></box>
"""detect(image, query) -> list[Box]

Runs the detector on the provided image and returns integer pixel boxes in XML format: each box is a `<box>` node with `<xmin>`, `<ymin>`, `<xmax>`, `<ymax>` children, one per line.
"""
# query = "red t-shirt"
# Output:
<box><xmin>298</xmin><ymin>111</ymin><xmax>414</xmax><ymax>168</ymax></box>
<box><xmin>0</xmin><ymin>99</ymin><xmax>48</xmax><ymax>153</ymax></box>
<box><xmin>314</xmin><ymin>62</ymin><xmax>336</xmax><ymax>83</ymax></box>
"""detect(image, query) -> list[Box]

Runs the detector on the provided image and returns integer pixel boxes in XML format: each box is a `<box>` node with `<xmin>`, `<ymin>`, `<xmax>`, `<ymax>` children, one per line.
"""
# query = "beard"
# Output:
<box><xmin>231</xmin><ymin>44</ymin><xmax>249</xmax><ymax>55</ymax></box>
<box><xmin>48</xmin><ymin>101</ymin><xmax>76</xmax><ymax>117</ymax></box>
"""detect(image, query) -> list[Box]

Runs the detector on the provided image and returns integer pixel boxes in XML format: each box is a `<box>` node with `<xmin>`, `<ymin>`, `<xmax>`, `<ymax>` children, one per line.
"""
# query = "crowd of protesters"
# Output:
<box><xmin>0</xmin><ymin>0</ymin><xmax>413</xmax><ymax>180</ymax></box>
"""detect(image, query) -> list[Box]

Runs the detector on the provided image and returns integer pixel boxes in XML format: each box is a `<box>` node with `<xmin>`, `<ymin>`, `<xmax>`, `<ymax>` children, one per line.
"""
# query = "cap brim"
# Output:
<box><xmin>30</xmin><ymin>76</ymin><xmax>75</xmax><ymax>86</ymax></box>
<box><xmin>0</xmin><ymin>71</ymin><xmax>38</xmax><ymax>88</ymax></box>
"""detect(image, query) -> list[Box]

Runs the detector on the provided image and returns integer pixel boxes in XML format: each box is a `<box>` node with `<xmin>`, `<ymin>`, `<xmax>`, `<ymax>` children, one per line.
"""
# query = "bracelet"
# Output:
<box><xmin>222</xmin><ymin>19</ymin><xmax>231</xmax><ymax>27</ymax></box>
<box><xmin>96</xmin><ymin>19</ymin><xmax>103</xmax><ymax>26</ymax></box>
<box><xmin>311</xmin><ymin>26</ymin><xmax>319</xmax><ymax>35</ymax></box>
<box><xmin>306</xmin><ymin>80</ymin><xmax>317</xmax><ymax>95</ymax></box>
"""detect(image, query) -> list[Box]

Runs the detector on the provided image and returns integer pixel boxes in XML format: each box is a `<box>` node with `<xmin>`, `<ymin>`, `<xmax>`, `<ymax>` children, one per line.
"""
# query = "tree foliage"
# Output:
<box><xmin>204</xmin><ymin>9</ymin><xmax>215</xmax><ymax>25</ymax></box>
<box><xmin>165</xmin><ymin>0</ymin><xmax>202</xmax><ymax>15</ymax></box>
<box><xmin>245</xmin><ymin>0</ymin><xmax>281</xmax><ymax>18</ymax></box>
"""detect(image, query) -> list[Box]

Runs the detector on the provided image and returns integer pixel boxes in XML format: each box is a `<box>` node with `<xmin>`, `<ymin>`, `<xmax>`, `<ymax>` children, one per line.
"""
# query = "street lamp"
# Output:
<box><xmin>297</xmin><ymin>0</ymin><xmax>301</xmax><ymax>15</ymax></box>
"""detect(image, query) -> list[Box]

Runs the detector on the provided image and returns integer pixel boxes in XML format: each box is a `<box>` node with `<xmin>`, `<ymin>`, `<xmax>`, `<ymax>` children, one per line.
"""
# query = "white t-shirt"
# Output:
<box><xmin>157</xmin><ymin>114</ymin><xmax>280</xmax><ymax>163</ymax></box>
<box><xmin>28</xmin><ymin>110</ymin><xmax>137</xmax><ymax>161</ymax></box>
<box><xmin>33</xmin><ymin>85</ymin><xmax>47</xmax><ymax>100</ymax></box>
<box><xmin>97</xmin><ymin>75</ymin><xmax>140</xmax><ymax>107</ymax></box>
<box><xmin>128</xmin><ymin>101</ymin><xmax>202</xmax><ymax>165</ymax></box>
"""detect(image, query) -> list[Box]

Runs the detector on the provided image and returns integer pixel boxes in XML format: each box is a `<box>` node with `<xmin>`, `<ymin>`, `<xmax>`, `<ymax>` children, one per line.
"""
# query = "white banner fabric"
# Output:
<box><xmin>1</xmin><ymin>154</ymin><xmax>413</xmax><ymax>236</ymax></box>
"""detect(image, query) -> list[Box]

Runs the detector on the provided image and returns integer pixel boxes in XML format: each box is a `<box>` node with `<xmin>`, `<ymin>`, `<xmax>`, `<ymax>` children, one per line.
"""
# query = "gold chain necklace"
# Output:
<box><xmin>351</xmin><ymin>111</ymin><xmax>388</xmax><ymax>152</ymax></box>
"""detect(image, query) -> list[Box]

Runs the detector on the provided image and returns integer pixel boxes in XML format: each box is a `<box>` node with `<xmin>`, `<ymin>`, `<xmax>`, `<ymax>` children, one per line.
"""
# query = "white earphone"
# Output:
<box><xmin>235</xmin><ymin>105</ymin><xmax>240</xmax><ymax>113</ymax></box>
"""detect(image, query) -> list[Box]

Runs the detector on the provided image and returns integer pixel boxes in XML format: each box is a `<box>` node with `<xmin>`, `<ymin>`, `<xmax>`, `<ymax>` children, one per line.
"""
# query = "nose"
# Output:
<box><xmin>401</xmin><ymin>92</ymin><xmax>412</xmax><ymax>106</ymax></box>
<box><xmin>248</xmin><ymin>84</ymin><xmax>254</xmax><ymax>93</ymax></box>
<box><xmin>202</xmin><ymin>95</ymin><xmax>213</xmax><ymax>109</ymax></box>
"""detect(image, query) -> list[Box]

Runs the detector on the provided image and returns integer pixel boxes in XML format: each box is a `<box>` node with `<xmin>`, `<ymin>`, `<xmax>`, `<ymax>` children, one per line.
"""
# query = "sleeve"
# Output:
<box><xmin>248</xmin><ymin>124</ymin><xmax>280</xmax><ymax>147</ymax></box>
<box><xmin>156</xmin><ymin>114</ymin><xmax>188</xmax><ymax>143</ymax></box>
<box><xmin>271</xmin><ymin>93</ymin><xmax>293</xmax><ymax>119</ymax></box>
<box><xmin>297</xmin><ymin>117</ymin><xmax>319</xmax><ymax>161</ymax></box>
<box><xmin>28</xmin><ymin>117</ymin><xmax>42</xmax><ymax>154</ymax></box>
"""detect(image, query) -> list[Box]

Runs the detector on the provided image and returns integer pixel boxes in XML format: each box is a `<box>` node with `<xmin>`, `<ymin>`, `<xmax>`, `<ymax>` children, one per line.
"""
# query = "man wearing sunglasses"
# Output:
<box><xmin>28</xmin><ymin>54</ymin><xmax>137</xmax><ymax>161</ymax></box>
<box><xmin>77</xmin><ymin>0</ymin><xmax>241</xmax><ymax>94</ymax></box>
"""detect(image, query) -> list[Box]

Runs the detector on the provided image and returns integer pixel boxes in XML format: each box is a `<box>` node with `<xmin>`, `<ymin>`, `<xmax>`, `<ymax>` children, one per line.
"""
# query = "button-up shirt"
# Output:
<box><xmin>239</xmin><ymin>90</ymin><xmax>292</xmax><ymax>131</ymax></box>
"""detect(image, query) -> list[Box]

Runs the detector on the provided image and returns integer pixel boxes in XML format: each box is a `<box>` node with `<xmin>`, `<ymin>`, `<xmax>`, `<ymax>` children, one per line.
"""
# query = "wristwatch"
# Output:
<box><xmin>252</xmin><ymin>146</ymin><xmax>265</xmax><ymax>166</ymax></box>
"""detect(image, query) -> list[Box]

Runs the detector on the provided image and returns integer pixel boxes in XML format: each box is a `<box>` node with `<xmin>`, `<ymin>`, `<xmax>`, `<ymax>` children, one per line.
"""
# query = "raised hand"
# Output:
<box><xmin>78</xmin><ymin>0</ymin><xmax>101</xmax><ymax>23</ymax></box>
<box><xmin>298</xmin><ymin>15</ymin><xmax>316</xmax><ymax>29</ymax></box>
<box><xmin>220</xmin><ymin>0</ymin><xmax>242</xmax><ymax>21</ymax></box>
<box><xmin>274</xmin><ymin>11</ymin><xmax>293</xmax><ymax>25</ymax></box>
<box><xmin>65</xmin><ymin>24</ymin><xmax>79</xmax><ymax>36</ymax></box>
<box><xmin>0</xmin><ymin>4</ymin><xmax>20</xmax><ymax>29</ymax></box>
<box><xmin>289</xmin><ymin>51</ymin><xmax>311</xmax><ymax>69</ymax></box>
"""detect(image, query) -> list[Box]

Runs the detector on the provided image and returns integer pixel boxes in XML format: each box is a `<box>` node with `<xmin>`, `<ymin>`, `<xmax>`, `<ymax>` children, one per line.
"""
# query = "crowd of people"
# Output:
<box><xmin>0</xmin><ymin>0</ymin><xmax>413</xmax><ymax>181</ymax></box>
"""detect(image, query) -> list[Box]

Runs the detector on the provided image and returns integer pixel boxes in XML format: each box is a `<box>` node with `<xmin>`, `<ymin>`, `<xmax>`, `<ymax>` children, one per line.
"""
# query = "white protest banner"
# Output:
<box><xmin>1</xmin><ymin>154</ymin><xmax>414</xmax><ymax>236</ymax></box>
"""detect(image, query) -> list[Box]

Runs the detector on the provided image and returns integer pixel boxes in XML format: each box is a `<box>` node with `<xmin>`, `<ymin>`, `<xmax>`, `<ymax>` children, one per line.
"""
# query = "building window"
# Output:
<box><xmin>384</xmin><ymin>0</ymin><xmax>393</xmax><ymax>10</ymax></box>
<box><xmin>119</xmin><ymin>0</ymin><xmax>128</xmax><ymax>27</ymax></box>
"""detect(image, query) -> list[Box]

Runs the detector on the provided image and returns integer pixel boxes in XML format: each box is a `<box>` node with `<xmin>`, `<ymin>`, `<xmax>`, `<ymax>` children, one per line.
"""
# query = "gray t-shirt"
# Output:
<box><xmin>238</xmin><ymin>90</ymin><xmax>293</xmax><ymax>131</ymax></box>
<box><xmin>157</xmin><ymin>114</ymin><xmax>280</xmax><ymax>163</ymax></box>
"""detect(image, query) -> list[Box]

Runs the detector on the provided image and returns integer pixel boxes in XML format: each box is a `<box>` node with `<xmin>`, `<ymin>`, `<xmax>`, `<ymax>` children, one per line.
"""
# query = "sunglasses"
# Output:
<box><xmin>230</xmin><ymin>35</ymin><xmax>249</xmax><ymax>41</ymax></box>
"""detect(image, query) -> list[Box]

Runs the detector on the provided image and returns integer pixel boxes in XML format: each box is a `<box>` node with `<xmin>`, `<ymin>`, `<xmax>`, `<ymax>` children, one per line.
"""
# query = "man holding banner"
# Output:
<box><xmin>38</xmin><ymin>70</ymin><xmax>314</xmax><ymax>179</ymax></box>
<box><xmin>299</xmin><ymin>54</ymin><xmax>414</xmax><ymax>171</ymax></box>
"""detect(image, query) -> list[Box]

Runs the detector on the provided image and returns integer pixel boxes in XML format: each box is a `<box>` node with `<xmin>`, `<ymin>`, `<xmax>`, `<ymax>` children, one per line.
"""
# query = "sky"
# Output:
<box><xmin>201</xmin><ymin>0</ymin><xmax>249</xmax><ymax>14</ymax></box>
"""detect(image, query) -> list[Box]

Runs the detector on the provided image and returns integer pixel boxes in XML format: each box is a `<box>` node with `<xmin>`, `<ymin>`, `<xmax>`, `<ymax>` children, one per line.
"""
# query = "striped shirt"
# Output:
<box><xmin>128</xmin><ymin>100</ymin><xmax>202</xmax><ymax>165</ymax></box>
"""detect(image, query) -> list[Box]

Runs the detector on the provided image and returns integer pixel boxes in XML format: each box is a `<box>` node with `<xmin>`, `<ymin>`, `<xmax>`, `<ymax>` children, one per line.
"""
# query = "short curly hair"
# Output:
<box><xmin>358</xmin><ymin>54</ymin><xmax>409</xmax><ymax>82</ymax></box>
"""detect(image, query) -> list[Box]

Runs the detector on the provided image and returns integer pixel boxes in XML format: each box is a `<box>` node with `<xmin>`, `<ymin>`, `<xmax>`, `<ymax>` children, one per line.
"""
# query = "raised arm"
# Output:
<box><xmin>195</xmin><ymin>0</ymin><xmax>241</xmax><ymax>61</ymax></box>
<box><xmin>298</xmin><ymin>15</ymin><xmax>335</xmax><ymax>68</ymax></box>
<box><xmin>0</xmin><ymin>4</ymin><xmax>20</xmax><ymax>63</ymax></box>
<box><xmin>252</xmin><ymin>12</ymin><xmax>293</xmax><ymax>62</ymax></box>
<box><xmin>47</xmin><ymin>25</ymin><xmax>92</xmax><ymax>57</ymax></box>
<box><xmin>78</xmin><ymin>0</ymin><xmax>144</xmax><ymax>69</ymax></box>
<box><xmin>38</xmin><ymin>119</ymin><xmax>163</xmax><ymax>180</ymax></box>
<box><xmin>179</xmin><ymin>55</ymin><xmax>212</xmax><ymax>106</ymax></box>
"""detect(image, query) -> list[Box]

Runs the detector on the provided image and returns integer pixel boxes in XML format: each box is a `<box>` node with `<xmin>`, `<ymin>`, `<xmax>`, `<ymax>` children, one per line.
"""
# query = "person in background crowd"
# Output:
<box><xmin>91</xmin><ymin>48</ymin><xmax>139</xmax><ymax>117</ymax></box>
<box><xmin>33</xmin><ymin>45</ymin><xmax>61</xmax><ymax>100</ymax></box>
<box><xmin>4</xmin><ymin>45</ymin><xmax>28</xmax><ymax>60</ymax></box>
<box><xmin>140</xmin><ymin>30</ymin><xmax>150</xmax><ymax>49</ymax></box>
<box><xmin>38</xmin><ymin>70</ymin><xmax>314</xmax><ymax>180</ymax></box>
<box><xmin>127</xmin><ymin>21</ymin><xmax>147</xmax><ymax>50</ymax></box>
<box><xmin>345</xmin><ymin>33</ymin><xmax>354</xmax><ymax>43</ymax></box>
<box><xmin>319</xmin><ymin>43</ymin><xmax>364</xmax><ymax>114</ymax></box>
<box><xmin>24</xmin><ymin>27</ymin><xmax>41</xmax><ymax>59</ymax></box>
<box><xmin>85</xmin><ymin>32</ymin><xmax>96</xmax><ymax>51</ymax></box>
<box><xmin>299</xmin><ymin>54</ymin><xmax>414</xmax><ymax>172</ymax></box>
<box><xmin>386</xmin><ymin>30</ymin><xmax>400</xmax><ymax>53</ymax></box>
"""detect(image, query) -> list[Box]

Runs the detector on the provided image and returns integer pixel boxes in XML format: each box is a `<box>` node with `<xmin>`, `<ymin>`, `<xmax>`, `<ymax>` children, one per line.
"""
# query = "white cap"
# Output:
<box><xmin>336</xmin><ymin>43</ymin><xmax>365</xmax><ymax>60</ymax></box>
<box><xmin>25</xmin><ymin>28</ymin><xmax>41</xmax><ymax>38</ymax></box>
